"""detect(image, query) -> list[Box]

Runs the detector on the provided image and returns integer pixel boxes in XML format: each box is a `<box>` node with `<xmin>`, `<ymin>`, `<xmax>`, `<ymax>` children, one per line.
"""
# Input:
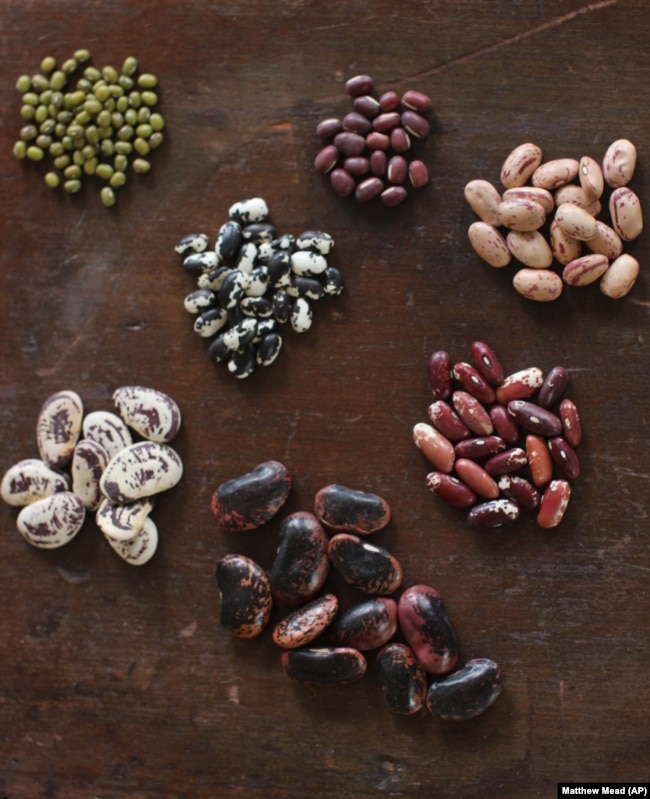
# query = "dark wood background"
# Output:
<box><xmin>1</xmin><ymin>2</ymin><xmax>648</xmax><ymax>797</ymax></box>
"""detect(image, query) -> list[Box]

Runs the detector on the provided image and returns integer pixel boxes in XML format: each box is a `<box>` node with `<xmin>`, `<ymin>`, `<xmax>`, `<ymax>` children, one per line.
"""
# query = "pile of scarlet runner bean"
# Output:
<box><xmin>465</xmin><ymin>139</ymin><xmax>642</xmax><ymax>300</ymax></box>
<box><xmin>0</xmin><ymin>387</ymin><xmax>183</xmax><ymax>565</ymax></box>
<box><xmin>314</xmin><ymin>74</ymin><xmax>431</xmax><ymax>206</ymax></box>
<box><xmin>175</xmin><ymin>198</ymin><xmax>344</xmax><ymax>378</ymax></box>
<box><xmin>212</xmin><ymin>461</ymin><xmax>502</xmax><ymax>721</ymax></box>
<box><xmin>413</xmin><ymin>342</ymin><xmax>581</xmax><ymax>530</ymax></box>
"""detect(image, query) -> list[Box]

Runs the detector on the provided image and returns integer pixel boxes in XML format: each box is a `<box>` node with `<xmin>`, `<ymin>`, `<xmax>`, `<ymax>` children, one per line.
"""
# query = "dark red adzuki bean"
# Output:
<box><xmin>425</xmin><ymin>658</ymin><xmax>503</xmax><ymax>721</ymax></box>
<box><xmin>342</xmin><ymin>111</ymin><xmax>373</xmax><ymax>135</ymax></box>
<box><xmin>314</xmin><ymin>484</ymin><xmax>391</xmax><ymax>535</ymax></box>
<box><xmin>211</xmin><ymin>460</ymin><xmax>291</xmax><ymax>532</ymax></box>
<box><xmin>376</xmin><ymin>643</ymin><xmax>428</xmax><ymax>715</ymax></box>
<box><xmin>216</xmin><ymin>553</ymin><xmax>273</xmax><ymax>638</ymax></box>
<box><xmin>282</xmin><ymin>646</ymin><xmax>367</xmax><ymax>685</ymax></box>
<box><xmin>345</xmin><ymin>74</ymin><xmax>374</xmax><ymax>97</ymax></box>
<box><xmin>330</xmin><ymin>168</ymin><xmax>356</xmax><ymax>197</ymax></box>
<box><xmin>327</xmin><ymin>533</ymin><xmax>402</xmax><ymax>595</ymax></box>
<box><xmin>352</xmin><ymin>94</ymin><xmax>381</xmax><ymax>118</ymax></box>
<box><xmin>316</xmin><ymin>118</ymin><xmax>342</xmax><ymax>139</ymax></box>
<box><xmin>397</xmin><ymin>585</ymin><xmax>459</xmax><ymax>675</ymax></box>
<box><xmin>328</xmin><ymin>597</ymin><xmax>398</xmax><ymax>651</ymax></box>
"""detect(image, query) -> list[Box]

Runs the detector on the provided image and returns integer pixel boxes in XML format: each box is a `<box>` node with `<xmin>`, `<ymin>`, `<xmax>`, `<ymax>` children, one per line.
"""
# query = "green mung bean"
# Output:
<box><xmin>13</xmin><ymin>141</ymin><xmax>27</xmax><ymax>159</ymax></box>
<box><xmin>109</xmin><ymin>170</ymin><xmax>126</xmax><ymax>188</ymax></box>
<box><xmin>137</xmin><ymin>73</ymin><xmax>158</xmax><ymax>89</ymax></box>
<box><xmin>63</xmin><ymin>178</ymin><xmax>82</xmax><ymax>192</ymax></box>
<box><xmin>132</xmin><ymin>157</ymin><xmax>150</xmax><ymax>173</ymax></box>
<box><xmin>134</xmin><ymin>137</ymin><xmax>150</xmax><ymax>156</ymax></box>
<box><xmin>122</xmin><ymin>56</ymin><xmax>138</xmax><ymax>76</ymax></box>
<box><xmin>95</xmin><ymin>163</ymin><xmax>114</xmax><ymax>180</ymax></box>
<box><xmin>100</xmin><ymin>186</ymin><xmax>116</xmax><ymax>206</ymax></box>
<box><xmin>16</xmin><ymin>75</ymin><xmax>31</xmax><ymax>93</ymax></box>
<box><xmin>44</xmin><ymin>171</ymin><xmax>60</xmax><ymax>188</ymax></box>
<box><xmin>54</xmin><ymin>154</ymin><xmax>70</xmax><ymax>169</ymax></box>
<box><xmin>64</xmin><ymin>164</ymin><xmax>82</xmax><ymax>179</ymax></box>
<box><xmin>26</xmin><ymin>145</ymin><xmax>44</xmax><ymax>161</ymax></box>
<box><xmin>40</xmin><ymin>56</ymin><xmax>57</xmax><ymax>73</ymax></box>
<box><xmin>102</xmin><ymin>65</ymin><xmax>119</xmax><ymax>83</ymax></box>
<box><xmin>61</xmin><ymin>58</ymin><xmax>78</xmax><ymax>74</ymax></box>
<box><xmin>73</xmin><ymin>49</ymin><xmax>90</xmax><ymax>63</ymax></box>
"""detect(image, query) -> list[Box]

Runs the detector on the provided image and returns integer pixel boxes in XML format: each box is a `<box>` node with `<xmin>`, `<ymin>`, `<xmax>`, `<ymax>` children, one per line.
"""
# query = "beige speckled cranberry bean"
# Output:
<box><xmin>464</xmin><ymin>179</ymin><xmax>502</xmax><ymax>225</ymax></box>
<box><xmin>413</xmin><ymin>422</ymin><xmax>455</xmax><ymax>473</ymax></box>
<box><xmin>599</xmin><ymin>253</ymin><xmax>640</xmax><ymax>299</ymax></box>
<box><xmin>468</xmin><ymin>222</ymin><xmax>511</xmax><ymax>268</ymax></box>
<box><xmin>495</xmin><ymin>367</ymin><xmax>544</xmax><ymax>404</ymax></box>
<box><xmin>500</xmin><ymin>142</ymin><xmax>543</xmax><ymax>189</ymax></box>
<box><xmin>513</xmin><ymin>268</ymin><xmax>563</xmax><ymax>302</ymax></box>
<box><xmin>550</xmin><ymin>218</ymin><xmax>582</xmax><ymax>265</ymax></box>
<box><xmin>554</xmin><ymin>203</ymin><xmax>597</xmax><ymax>241</ymax></box>
<box><xmin>532</xmin><ymin>158</ymin><xmax>579</xmax><ymax>190</ymax></box>
<box><xmin>503</xmin><ymin>186</ymin><xmax>554</xmax><ymax>215</ymax></box>
<box><xmin>602</xmin><ymin>138</ymin><xmax>637</xmax><ymax>188</ymax></box>
<box><xmin>537</xmin><ymin>479</ymin><xmax>571</xmax><ymax>528</ymax></box>
<box><xmin>497</xmin><ymin>198</ymin><xmax>546</xmax><ymax>231</ymax></box>
<box><xmin>452</xmin><ymin>391</ymin><xmax>493</xmax><ymax>435</ymax></box>
<box><xmin>553</xmin><ymin>184</ymin><xmax>601</xmax><ymax>218</ymax></box>
<box><xmin>585</xmin><ymin>220</ymin><xmax>623</xmax><ymax>260</ymax></box>
<box><xmin>506</xmin><ymin>230</ymin><xmax>553</xmax><ymax>268</ymax></box>
<box><xmin>562</xmin><ymin>253</ymin><xmax>609</xmax><ymax>286</ymax></box>
<box><xmin>578</xmin><ymin>156</ymin><xmax>604</xmax><ymax>200</ymax></box>
<box><xmin>526</xmin><ymin>434</ymin><xmax>553</xmax><ymax>487</ymax></box>
<box><xmin>609</xmin><ymin>187</ymin><xmax>643</xmax><ymax>241</ymax></box>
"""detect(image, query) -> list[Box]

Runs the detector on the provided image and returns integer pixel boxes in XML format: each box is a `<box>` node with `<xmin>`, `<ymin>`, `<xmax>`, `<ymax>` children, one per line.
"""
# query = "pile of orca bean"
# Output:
<box><xmin>213</xmin><ymin>460</ymin><xmax>502</xmax><ymax>721</ymax></box>
<box><xmin>465</xmin><ymin>139</ymin><xmax>642</xmax><ymax>301</ymax></box>
<box><xmin>413</xmin><ymin>341</ymin><xmax>582</xmax><ymax>530</ymax></box>
<box><xmin>0</xmin><ymin>386</ymin><xmax>183</xmax><ymax>565</ymax></box>
<box><xmin>175</xmin><ymin>198</ymin><xmax>344</xmax><ymax>379</ymax></box>
<box><xmin>314</xmin><ymin>74</ymin><xmax>431</xmax><ymax>206</ymax></box>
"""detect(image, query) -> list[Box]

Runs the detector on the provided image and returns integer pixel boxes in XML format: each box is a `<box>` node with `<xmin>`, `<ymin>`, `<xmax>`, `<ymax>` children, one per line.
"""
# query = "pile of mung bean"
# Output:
<box><xmin>414</xmin><ymin>341</ymin><xmax>583</xmax><ymax>530</ymax></box>
<box><xmin>0</xmin><ymin>386</ymin><xmax>183</xmax><ymax>565</ymax></box>
<box><xmin>12</xmin><ymin>50</ymin><xmax>164</xmax><ymax>207</ymax></box>
<box><xmin>175</xmin><ymin>197</ymin><xmax>344</xmax><ymax>379</ymax></box>
<box><xmin>314</xmin><ymin>74</ymin><xmax>431</xmax><ymax>207</ymax></box>
<box><xmin>465</xmin><ymin>139</ymin><xmax>642</xmax><ymax>300</ymax></box>
<box><xmin>213</xmin><ymin>461</ymin><xmax>503</xmax><ymax>721</ymax></box>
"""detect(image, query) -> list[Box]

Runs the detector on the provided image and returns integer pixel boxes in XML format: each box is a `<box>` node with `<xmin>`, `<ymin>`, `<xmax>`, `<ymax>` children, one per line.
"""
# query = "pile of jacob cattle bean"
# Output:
<box><xmin>175</xmin><ymin>198</ymin><xmax>344</xmax><ymax>378</ymax></box>
<box><xmin>0</xmin><ymin>387</ymin><xmax>183</xmax><ymax>565</ymax></box>
<box><xmin>314</xmin><ymin>74</ymin><xmax>431</xmax><ymax>206</ymax></box>
<box><xmin>213</xmin><ymin>460</ymin><xmax>503</xmax><ymax>721</ymax></box>
<box><xmin>413</xmin><ymin>342</ymin><xmax>582</xmax><ymax>530</ymax></box>
<box><xmin>12</xmin><ymin>50</ymin><xmax>164</xmax><ymax>207</ymax></box>
<box><xmin>465</xmin><ymin>139</ymin><xmax>642</xmax><ymax>300</ymax></box>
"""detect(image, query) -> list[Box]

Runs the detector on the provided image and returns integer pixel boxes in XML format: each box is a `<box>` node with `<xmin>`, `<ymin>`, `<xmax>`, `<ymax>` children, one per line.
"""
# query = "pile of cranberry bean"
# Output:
<box><xmin>465</xmin><ymin>139</ymin><xmax>642</xmax><ymax>300</ymax></box>
<box><xmin>413</xmin><ymin>341</ymin><xmax>582</xmax><ymax>530</ymax></box>
<box><xmin>213</xmin><ymin>460</ymin><xmax>502</xmax><ymax>721</ymax></box>
<box><xmin>314</xmin><ymin>74</ymin><xmax>431</xmax><ymax>207</ymax></box>
<box><xmin>0</xmin><ymin>386</ymin><xmax>183</xmax><ymax>565</ymax></box>
<box><xmin>175</xmin><ymin>198</ymin><xmax>344</xmax><ymax>379</ymax></box>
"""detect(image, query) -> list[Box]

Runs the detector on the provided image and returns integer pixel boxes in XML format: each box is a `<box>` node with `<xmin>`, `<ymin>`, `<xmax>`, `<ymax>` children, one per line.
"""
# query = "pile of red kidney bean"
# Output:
<box><xmin>175</xmin><ymin>197</ymin><xmax>344</xmax><ymax>379</ymax></box>
<box><xmin>413</xmin><ymin>341</ymin><xmax>582</xmax><ymax>530</ymax></box>
<box><xmin>213</xmin><ymin>460</ymin><xmax>502</xmax><ymax>721</ymax></box>
<box><xmin>314</xmin><ymin>74</ymin><xmax>431</xmax><ymax>207</ymax></box>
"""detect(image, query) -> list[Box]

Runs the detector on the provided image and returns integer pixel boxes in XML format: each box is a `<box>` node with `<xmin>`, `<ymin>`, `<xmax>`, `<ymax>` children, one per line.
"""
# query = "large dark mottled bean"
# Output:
<box><xmin>314</xmin><ymin>484</ymin><xmax>390</xmax><ymax>535</ymax></box>
<box><xmin>216</xmin><ymin>553</ymin><xmax>272</xmax><ymax>638</ymax></box>
<box><xmin>327</xmin><ymin>533</ymin><xmax>402</xmax><ymax>595</ymax></box>
<box><xmin>397</xmin><ymin>585</ymin><xmax>459</xmax><ymax>675</ymax></box>
<box><xmin>268</xmin><ymin>511</ymin><xmax>330</xmax><ymax>606</ymax></box>
<box><xmin>425</xmin><ymin>658</ymin><xmax>503</xmax><ymax>721</ymax></box>
<box><xmin>211</xmin><ymin>460</ymin><xmax>291</xmax><ymax>532</ymax></box>
<box><xmin>282</xmin><ymin>646</ymin><xmax>367</xmax><ymax>685</ymax></box>
<box><xmin>272</xmin><ymin>593</ymin><xmax>339</xmax><ymax>649</ymax></box>
<box><xmin>376</xmin><ymin>643</ymin><xmax>428</xmax><ymax>715</ymax></box>
<box><xmin>328</xmin><ymin>597</ymin><xmax>398</xmax><ymax>651</ymax></box>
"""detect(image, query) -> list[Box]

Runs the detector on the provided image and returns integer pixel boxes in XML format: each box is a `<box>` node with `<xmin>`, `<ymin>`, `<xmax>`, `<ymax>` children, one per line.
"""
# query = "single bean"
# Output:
<box><xmin>507</xmin><ymin>230</ymin><xmax>554</xmax><ymax>268</ymax></box>
<box><xmin>468</xmin><ymin>221</ymin><xmax>511</xmax><ymax>268</ymax></box>
<box><xmin>282</xmin><ymin>647</ymin><xmax>367</xmax><ymax>685</ymax></box>
<box><xmin>507</xmin><ymin>400</ymin><xmax>562</xmax><ymax>437</ymax></box>
<box><xmin>345</xmin><ymin>74</ymin><xmax>374</xmax><ymax>97</ymax></box>
<box><xmin>330</xmin><ymin>168</ymin><xmax>355</xmax><ymax>197</ymax></box>
<box><xmin>537</xmin><ymin>479</ymin><xmax>571</xmax><ymax>528</ymax></box>
<box><xmin>531</xmin><ymin>158</ymin><xmax>579</xmax><ymax>189</ymax></box>
<box><xmin>216</xmin><ymin>554</ymin><xmax>272</xmax><ymax>638</ymax></box>
<box><xmin>500</xmin><ymin>142</ymin><xmax>543</xmax><ymax>188</ymax></box>
<box><xmin>548</xmin><ymin>437</ymin><xmax>580</xmax><ymax>480</ymax></box>
<box><xmin>484</xmin><ymin>447</ymin><xmax>527</xmax><ymax>476</ymax></box>
<box><xmin>352</xmin><ymin>95</ymin><xmax>381</xmax><ymax>118</ymax></box>
<box><xmin>470</xmin><ymin>341</ymin><xmax>505</xmax><ymax>387</ymax></box>
<box><xmin>497</xmin><ymin>474</ymin><xmax>540</xmax><ymax>509</ymax></box>
<box><xmin>452</xmin><ymin>361</ymin><xmax>496</xmax><ymax>404</ymax></box>
<box><xmin>513</xmin><ymin>267</ymin><xmax>563</xmax><ymax>302</ymax></box>
<box><xmin>579</xmin><ymin>155</ymin><xmax>604</xmax><ymax>200</ymax></box>
<box><xmin>602</xmin><ymin>138</ymin><xmax>636</xmax><ymax>188</ymax></box>
<box><xmin>502</xmin><ymin>186</ymin><xmax>554</xmax><ymax>215</ymax></box>
<box><xmin>563</xmin><ymin>253</ymin><xmax>609</xmax><ymax>286</ymax></box>
<box><xmin>211</xmin><ymin>460</ymin><xmax>291</xmax><ymax>531</ymax></box>
<box><xmin>427</xmin><ymin>350</ymin><xmax>452</xmax><ymax>400</ymax></box>
<box><xmin>401</xmin><ymin>89</ymin><xmax>432</xmax><ymax>112</ymax></box>
<box><xmin>314</xmin><ymin>484</ymin><xmax>391</xmax><ymax>534</ymax></box>
<box><xmin>600</xmin><ymin>253</ymin><xmax>639</xmax><ymax>299</ymax></box>
<box><xmin>327</xmin><ymin>533</ymin><xmax>403</xmax><ymax>595</ymax></box>
<box><xmin>609</xmin><ymin>187</ymin><xmax>643</xmax><ymax>241</ymax></box>
<box><xmin>497</xmin><ymin>198</ymin><xmax>546</xmax><ymax>231</ymax></box>
<box><xmin>413</xmin><ymin>422</ymin><xmax>456</xmax><ymax>473</ymax></box>
<box><xmin>425</xmin><ymin>658</ymin><xmax>503</xmax><ymax>721</ymax></box>
<box><xmin>373</xmin><ymin>111</ymin><xmax>401</xmax><ymax>132</ymax></box>
<box><xmin>550</xmin><ymin>218</ymin><xmax>583</xmax><ymax>266</ymax></box>
<box><xmin>526</xmin><ymin>434</ymin><xmax>554</xmax><ymax>487</ymax></box>
<box><xmin>427</xmin><ymin>400</ymin><xmax>471</xmax><ymax>441</ymax></box>
<box><xmin>269</xmin><ymin>512</ymin><xmax>330</xmax><ymax>606</ymax></box>
<box><xmin>538</xmin><ymin>366</ymin><xmax>569</xmax><ymax>409</ymax></box>
<box><xmin>466</xmin><ymin>498</ymin><xmax>520</xmax><ymax>529</ymax></box>
<box><xmin>100</xmin><ymin>442</ymin><xmax>183</xmax><ymax>503</ymax></box>
<box><xmin>495</xmin><ymin>367</ymin><xmax>544</xmax><ymax>403</ymax></box>
<box><xmin>17</xmin><ymin>492</ymin><xmax>85</xmax><ymax>549</ymax></box>
<box><xmin>328</xmin><ymin>597</ymin><xmax>398</xmax><ymax>651</ymax></box>
<box><xmin>425</xmin><ymin>471</ymin><xmax>477</xmax><ymax>508</ymax></box>
<box><xmin>454</xmin><ymin>436</ymin><xmax>505</xmax><ymax>460</ymax></box>
<box><xmin>397</xmin><ymin>585</ymin><xmax>459</xmax><ymax>675</ymax></box>
<box><xmin>365</xmin><ymin>131</ymin><xmax>391</xmax><ymax>150</ymax></box>
<box><xmin>489</xmin><ymin>405</ymin><xmax>520</xmax><ymax>444</ymax></box>
<box><xmin>554</xmin><ymin>202</ymin><xmax>597</xmax><ymax>241</ymax></box>
<box><xmin>454</xmin><ymin>458</ymin><xmax>499</xmax><ymax>499</ymax></box>
<box><xmin>376</xmin><ymin>643</ymin><xmax>428</xmax><ymax>715</ymax></box>
<box><xmin>451</xmin><ymin>391</ymin><xmax>494</xmax><ymax>435</ymax></box>
<box><xmin>272</xmin><ymin>594</ymin><xmax>339</xmax><ymax>649</ymax></box>
<box><xmin>464</xmin><ymin>179</ymin><xmax>502</xmax><ymax>225</ymax></box>
<box><xmin>585</xmin><ymin>220</ymin><xmax>623</xmax><ymax>260</ymax></box>
<box><xmin>379</xmin><ymin>90</ymin><xmax>400</xmax><ymax>111</ymax></box>
<box><xmin>401</xmin><ymin>110</ymin><xmax>430</xmax><ymax>138</ymax></box>
<box><xmin>559</xmin><ymin>398</ymin><xmax>582</xmax><ymax>447</ymax></box>
<box><xmin>36</xmin><ymin>390</ymin><xmax>84</xmax><ymax>469</ymax></box>
<box><xmin>381</xmin><ymin>186</ymin><xmax>408</xmax><ymax>206</ymax></box>
<box><xmin>333</xmin><ymin>131</ymin><xmax>366</xmax><ymax>157</ymax></box>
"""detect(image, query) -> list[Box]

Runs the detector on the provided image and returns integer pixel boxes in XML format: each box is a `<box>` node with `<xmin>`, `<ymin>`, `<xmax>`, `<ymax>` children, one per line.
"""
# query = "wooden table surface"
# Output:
<box><xmin>1</xmin><ymin>2</ymin><xmax>648</xmax><ymax>797</ymax></box>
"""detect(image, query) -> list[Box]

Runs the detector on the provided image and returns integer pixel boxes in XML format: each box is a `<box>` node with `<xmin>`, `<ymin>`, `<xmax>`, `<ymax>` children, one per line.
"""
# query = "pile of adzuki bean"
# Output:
<box><xmin>213</xmin><ymin>461</ymin><xmax>502</xmax><ymax>721</ymax></box>
<box><xmin>314</xmin><ymin>74</ymin><xmax>431</xmax><ymax>207</ymax></box>
<box><xmin>465</xmin><ymin>139</ymin><xmax>642</xmax><ymax>300</ymax></box>
<box><xmin>175</xmin><ymin>197</ymin><xmax>344</xmax><ymax>379</ymax></box>
<box><xmin>413</xmin><ymin>342</ymin><xmax>582</xmax><ymax>530</ymax></box>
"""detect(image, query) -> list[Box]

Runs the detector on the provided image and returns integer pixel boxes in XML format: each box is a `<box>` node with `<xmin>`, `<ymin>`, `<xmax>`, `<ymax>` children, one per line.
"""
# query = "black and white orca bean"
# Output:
<box><xmin>174</xmin><ymin>232</ymin><xmax>209</xmax><ymax>256</ymax></box>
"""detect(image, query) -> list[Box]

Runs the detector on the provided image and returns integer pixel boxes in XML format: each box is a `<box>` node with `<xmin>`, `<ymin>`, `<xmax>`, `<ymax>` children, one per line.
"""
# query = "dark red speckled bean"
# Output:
<box><xmin>559</xmin><ymin>398</ymin><xmax>582</xmax><ymax>447</ymax></box>
<box><xmin>282</xmin><ymin>646</ymin><xmax>367</xmax><ymax>685</ymax></box>
<box><xmin>397</xmin><ymin>585</ymin><xmax>459</xmax><ymax>675</ymax></box>
<box><xmin>489</xmin><ymin>404</ymin><xmax>520</xmax><ymax>444</ymax></box>
<box><xmin>216</xmin><ymin>553</ymin><xmax>273</xmax><ymax>638</ymax></box>
<box><xmin>327</xmin><ymin>533</ymin><xmax>402</xmax><ymax>595</ymax></box>
<box><xmin>376</xmin><ymin>643</ymin><xmax>428</xmax><ymax>715</ymax></box>
<box><xmin>507</xmin><ymin>400</ymin><xmax>562</xmax><ymax>437</ymax></box>
<box><xmin>538</xmin><ymin>365</ymin><xmax>569</xmax><ymax>409</ymax></box>
<box><xmin>454</xmin><ymin>436</ymin><xmax>505</xmax><ymax>460</ymax></box>
<box><xmin>425</xmin><ymin>472</ymin><xmax>477</xmax><ymax>508</ymax></box>
<box><xmin>484</xmin><ymin>447</ymin><xmax>527</xmax><ymax>475</ymax></box>
<box><xmin>466</xmin><ymin>498</ymin><xmax>521</xmax><ymax>528</ymax></box>
<box><xmin>452</xmin><ymin>391</ymin><xmax>494</xmax><ymax>435</ymax></box>
<box><xmin>272</xmin><ymin>593</ymin><xmax>339</xmax><ymax>649</ymax></box>
<box><xmin>452</xmin><ymin>362</ymin><xmax>496</xmax><ymax>404</ymax></box>
<box><xmin>427</xmin><ymin>400</ymin><xmax>471</xmax><ymax>441</ymax></box>
<box><xmin>425</xmin><ymin>658</ymin><xmax>503</xmax><ymax>721</ymax></box>
<box><xmin>268</xmin><ymin>511</ymin><xmax>330</xmax><ymax>606</ymax></box>
<box><xmin>314</xmin><ymin>484</ymin><xmax>391</xmax><ymax>535</ymax></box>
<box><xmin>548</xmin><ymin>437</ymin><xmax>580</xmax><ymax>479</ymax></box>
<box><xmin>470</xmin><ymin>341</ymin><xmax>505</xmax><ymax>386</ymax></box>
<box><xmin>537</xmin><ymin>480</ymin><xmax>571</xmax><ymax>528</ymax></box>
<box><xmin>427</xmin><ymin>350</ymin><xmax>453</xmax><ymax>401</ymax></box>
<box><xmin>328</xmin><ymin>597</ymin><xmax>398</xmax><ymax>651</ymax></box>
<box><xmin>211</xmin><ymin>460</ymin><xmax>291</xmax><ymax>532</ymax></box>
<box><xmin>497</xmin><ymin>474</ymin><xmax>540</xmax><ymax>510</ymax></box>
